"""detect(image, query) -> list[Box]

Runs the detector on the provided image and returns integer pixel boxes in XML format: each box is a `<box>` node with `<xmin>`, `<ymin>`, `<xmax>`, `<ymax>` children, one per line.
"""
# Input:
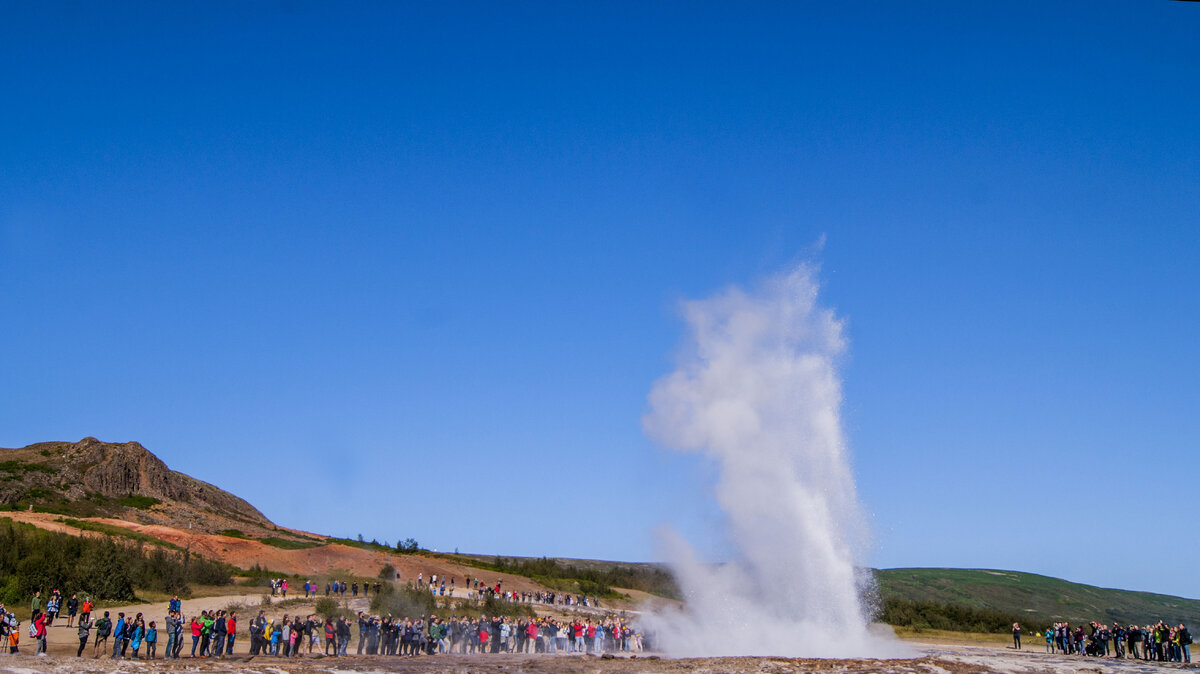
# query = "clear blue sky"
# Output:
<box><xmin>2</xmin><ymin>1</ymin><xmax>1198</xmax><ymax>598</ymax></box>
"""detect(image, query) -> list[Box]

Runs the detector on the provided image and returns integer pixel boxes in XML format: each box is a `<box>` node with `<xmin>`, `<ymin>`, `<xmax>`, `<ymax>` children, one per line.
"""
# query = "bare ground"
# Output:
<box><xmin>1</xmin><ymin>649</ymin><xmax>1196</xmax><ymax>674</ymax></box>
<box><xmin>12</xmin><ymin>618</ymin><xmax>1200</xmax><ymax>674</ymax></box>
<box><xmin>3</xmin><ymin>511</ymin><xmax>585</xmax><ymax>601</ymax></box>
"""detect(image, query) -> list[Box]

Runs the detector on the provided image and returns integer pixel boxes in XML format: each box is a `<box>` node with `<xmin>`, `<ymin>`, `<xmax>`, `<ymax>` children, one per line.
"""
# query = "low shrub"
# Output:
<box><xmin>315</xmin><ymin>597</ymin><xmax>348</xmax><ymax>619</ymax></box>
<box><xmin>118</xmin><ymin>495</ymin><xmax>162</xmax><ymax>509</ymax></box>
<box><xmin>260</xmin><ymin>537</ymin><xmax>322</xmax><ymax>550</ymax></box>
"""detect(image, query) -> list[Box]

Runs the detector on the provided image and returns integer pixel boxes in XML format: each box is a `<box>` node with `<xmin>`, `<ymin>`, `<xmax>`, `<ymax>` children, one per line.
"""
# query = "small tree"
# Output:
<box><xmin>315</xmin><ymin>597</ymin><xmax>342</xmax><ymax>619</ymax></box>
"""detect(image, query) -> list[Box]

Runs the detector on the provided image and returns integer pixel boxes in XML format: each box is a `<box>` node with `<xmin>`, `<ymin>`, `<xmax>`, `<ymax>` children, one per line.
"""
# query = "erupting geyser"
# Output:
<box><xmin>642</xmin><ymin>264</ymin><xmax>906</xmax><ymax>658</ymax></box>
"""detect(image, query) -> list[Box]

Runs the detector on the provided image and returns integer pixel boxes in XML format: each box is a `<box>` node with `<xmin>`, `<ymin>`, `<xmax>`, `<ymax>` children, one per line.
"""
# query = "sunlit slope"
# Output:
<box><xmin>876</xmin><ymin>568</ymin><xmax>1200</xmax><ymax>626</ymax></box>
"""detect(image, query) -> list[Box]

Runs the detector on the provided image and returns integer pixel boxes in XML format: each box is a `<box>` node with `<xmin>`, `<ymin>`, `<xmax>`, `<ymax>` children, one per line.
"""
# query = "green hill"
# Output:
<box><xmin>875</xmin><ymin>568</ymin><xmax>1200</xmax><ymax>627</ymax></box>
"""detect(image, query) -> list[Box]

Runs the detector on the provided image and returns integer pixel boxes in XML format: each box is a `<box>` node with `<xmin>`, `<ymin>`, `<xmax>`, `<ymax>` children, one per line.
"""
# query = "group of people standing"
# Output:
<box><xmin>1020</xmin><ymin>620</ymin><xmax>1192</xmax><ymax>663</ymax></box>
<box><xmin>349</xmin><ymin>611</ymin><xmax>642</xmax><ymax>657</ymax></box>
<box><xmin>303</xmin><ymin>579</ymin><xmax>381</xmax><ymax>598</ymax></box>
<box><xmin>234</xmin><ymin>609</ymin><xmax>643</xmax><ymax>659</ymax></box>
<box><xmin>0</xmin><ymin>591</ymin><xmax>95</xmax><ymax>657</ymax></box>
<box><xmin>411</xmin><ymin>574</ymin><xmax>598</xmax><ymax>609</ymax></box>
<box><xmin>8</xmin><ymin>583</ymin><xmax>639</xmax><ymax>661</ymax></box>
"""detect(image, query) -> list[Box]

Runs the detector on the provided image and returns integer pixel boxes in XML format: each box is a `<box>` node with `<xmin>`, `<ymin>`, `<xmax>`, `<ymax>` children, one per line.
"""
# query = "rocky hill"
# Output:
<box><xmin>0</xmin><ymin>438</ymin><xmax>652</xmax><ymax>604</ymax></box>
<box><xmin>0</xmin><ymin>437</ymin><xmax>276</xmax><ymax>535</ymax></box>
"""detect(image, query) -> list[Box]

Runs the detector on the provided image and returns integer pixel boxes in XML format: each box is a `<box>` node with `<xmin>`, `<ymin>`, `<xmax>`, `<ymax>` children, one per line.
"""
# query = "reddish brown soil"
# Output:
<box><xmin>6</xmin><ymin>511</ymin><xmax>561</xmax><ymax>594</ymax></box>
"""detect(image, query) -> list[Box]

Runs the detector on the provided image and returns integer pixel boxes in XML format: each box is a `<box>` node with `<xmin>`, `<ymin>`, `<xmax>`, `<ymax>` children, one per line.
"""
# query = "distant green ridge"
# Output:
<box><xmin>875</xmin><ymin>568</ymin><xmax>1200</xmax><ymax>626</ymax></box>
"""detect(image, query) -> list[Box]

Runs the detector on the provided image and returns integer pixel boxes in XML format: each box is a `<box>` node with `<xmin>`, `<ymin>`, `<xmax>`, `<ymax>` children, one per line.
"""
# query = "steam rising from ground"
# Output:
<box><xmin>643</xmin><ymin>265</ymin><xmax>905</xmax><ymax>658</ymax></box>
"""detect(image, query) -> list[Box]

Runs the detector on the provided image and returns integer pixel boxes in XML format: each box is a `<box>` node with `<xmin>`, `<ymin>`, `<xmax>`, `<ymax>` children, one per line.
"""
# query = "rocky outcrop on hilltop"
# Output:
<box><xmin>0</xmin><ymin>437</ymin><xmax>274</xmax><ymax>533</ymax></box>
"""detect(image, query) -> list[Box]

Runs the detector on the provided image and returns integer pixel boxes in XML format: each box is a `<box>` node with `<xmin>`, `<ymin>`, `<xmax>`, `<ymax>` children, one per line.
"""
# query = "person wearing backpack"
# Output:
<box><xmin>323</xmin><ymin>617</ymin><xmax>336</xmax><ymax>655</ymax></box>
<box><xmin>1180</xmin><ymin>623</ymin><xmax>1192</xmax><ymax>663</ymax></box>
<box><xmin>32</xmin><ymin>610</ymin><xmax>47</xmax><ymax>656</ymax></box>
<box><xmin>130</xmin><ymin>615</ymin><xmax>144</xmax><ymax>659</ymax></box>
<box><xmin>92</xmin><ymin>610</ymin><xmax>111</xmax><ymax>657</ymax></box>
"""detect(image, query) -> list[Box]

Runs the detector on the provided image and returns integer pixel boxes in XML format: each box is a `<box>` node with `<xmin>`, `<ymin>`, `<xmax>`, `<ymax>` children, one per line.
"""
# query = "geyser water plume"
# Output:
<box><xmin>643</xmin><ymin>264</ymin><xmax>905</xmax><ymax>658</ymax></box>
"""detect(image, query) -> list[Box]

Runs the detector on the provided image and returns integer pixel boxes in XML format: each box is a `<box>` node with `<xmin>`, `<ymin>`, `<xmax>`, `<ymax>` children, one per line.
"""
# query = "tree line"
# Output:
<box><xmin>0</xmin><ymin>517</ymin><xmax>232</xmax><ymax>603</ymax></box>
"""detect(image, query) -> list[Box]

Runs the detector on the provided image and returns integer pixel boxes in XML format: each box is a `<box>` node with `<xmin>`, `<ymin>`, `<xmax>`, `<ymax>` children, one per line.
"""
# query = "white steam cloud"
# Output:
<box><xmin>643</xmin><ymin>264</ymin><xmax>906</xmax><ymax>658</ymax></box>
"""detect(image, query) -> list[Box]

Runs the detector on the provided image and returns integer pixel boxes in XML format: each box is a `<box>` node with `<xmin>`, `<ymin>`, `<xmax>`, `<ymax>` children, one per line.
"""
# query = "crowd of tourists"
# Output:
<box><xmin>0</xmin><ymin>586</ymin><xmax>638</xmax><ymax>660</ymax></box>
<box><xmin>239</xmin><ymin>611</ymin><xmax>643</xmax><ymax>658</ymax></box>
<box><xmin>1013</xmin><ymin>620</ymin><xmax>1192</xmax><ymax>663</ymax></box>
<box><xmin>408</xmin><ymin>574</ymin><xmax>599</xmax><ymax>608</ymax></box>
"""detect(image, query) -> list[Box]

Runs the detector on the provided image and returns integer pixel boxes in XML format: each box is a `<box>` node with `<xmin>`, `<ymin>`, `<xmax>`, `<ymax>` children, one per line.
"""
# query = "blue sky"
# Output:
<box><xmin>2</xmin><ymin>1</ymin><xmax>1198</xmax><ymax>598</ymax></box>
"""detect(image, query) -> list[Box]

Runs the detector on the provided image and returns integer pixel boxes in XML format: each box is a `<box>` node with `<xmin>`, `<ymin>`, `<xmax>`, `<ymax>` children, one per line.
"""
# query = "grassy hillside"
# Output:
<box><xmin>876</xmin><ymin>568</ymin><xmax>1200</xmax><ymax>627</ymax></box>
<box><xmin>437</xmin><ymin>553</ymin><xmax>680</xmax><ymax>600</ymax></box>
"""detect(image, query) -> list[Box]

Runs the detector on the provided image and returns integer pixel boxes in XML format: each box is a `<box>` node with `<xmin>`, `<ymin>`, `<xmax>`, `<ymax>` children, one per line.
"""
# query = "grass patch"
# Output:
<box><xmin>325</xmin><ymin>536</ymin><xmax>393</xmax><ymax>553</ymax></box>
<box><xmin>439</xmin><ymin>554</ymin><xmax>678</xmax><ymax>600</ymax></box>
<box><xmin>25</xmin><ymin>487</ymin><xmax>55</xmax><ymax>500</ymax></box>
<box><xmin>0</xmin><ymin>460</ymin><xmax>57</xmax><ymax>475</ymax></box>
<box><xmin>236</xmin><ymin>563</ymin><xmax>304</xmax><ymax>585</ymax></box>
<box><xmin>875</xmin><ymin>568</ymin><xmax>1200</xmax><ymax>628</ymax></box>
<box><xmin>260</xmin><ymin>537</ymin><xmax>322</xmax><ymax>550</ymax></box>
<box><xmin>219</xmin><ymin>529</ymin><xmax>248</xmax><ymax>539</ymax></box>
<box><xmin>57</xmin><ymin>518</ymin><xmax>185</xmax><ymax>552</ymax></box>
<box><xmin>117</xmin><ymin>495</ymin><xmax>161</xmax><ymax>509</ymax></box>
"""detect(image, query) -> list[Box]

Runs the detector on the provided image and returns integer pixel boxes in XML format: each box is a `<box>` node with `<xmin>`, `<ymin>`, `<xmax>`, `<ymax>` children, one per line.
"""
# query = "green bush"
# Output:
<box><xmin>0</xmin><ymin>461</ymin><xmax>57</xmax><ymax>475</ymax></box>
<box><xmin>326</xmin><ymin>536</ymin><xmax>393</xmax><ymax>553</ymax></box>
<box><xmin>117</xmin><ymin>495</ymin><xmax>162</xmax><ymax>509</ymax></box>
<box><xmin>58</xmin><ymin>518</ymin><xmax>184</xmax><ymax>551</ymax></box>
<box><xmin>315</xmin><ymin>597</ymin><xmax>346</xmax><ymax>619</ymax></box>
<box><xmin>369</xmin><ymin>583</ymin><xmax>436</xmax><ymax>618</ymax></box>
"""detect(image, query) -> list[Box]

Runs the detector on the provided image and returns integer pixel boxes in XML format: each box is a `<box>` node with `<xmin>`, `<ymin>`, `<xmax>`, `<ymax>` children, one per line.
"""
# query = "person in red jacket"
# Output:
<box><xmin>224</xmin><ymin>612</ymin><xmax>237</xmax><ymax>656</ymax></box>
<box><xmin>525</xmin><ymin>620</ymin><xmax>538</xmax><ymax>653</ymax></box>
<box><xmin>34</xmin><ymin>610</ymin><xmax>48</xmax><ymax>655</ymax></box>
<box><xmin>190</xmin><ymin>616</ymin><xmax>202</xmax><ymax>657</ymax></box>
